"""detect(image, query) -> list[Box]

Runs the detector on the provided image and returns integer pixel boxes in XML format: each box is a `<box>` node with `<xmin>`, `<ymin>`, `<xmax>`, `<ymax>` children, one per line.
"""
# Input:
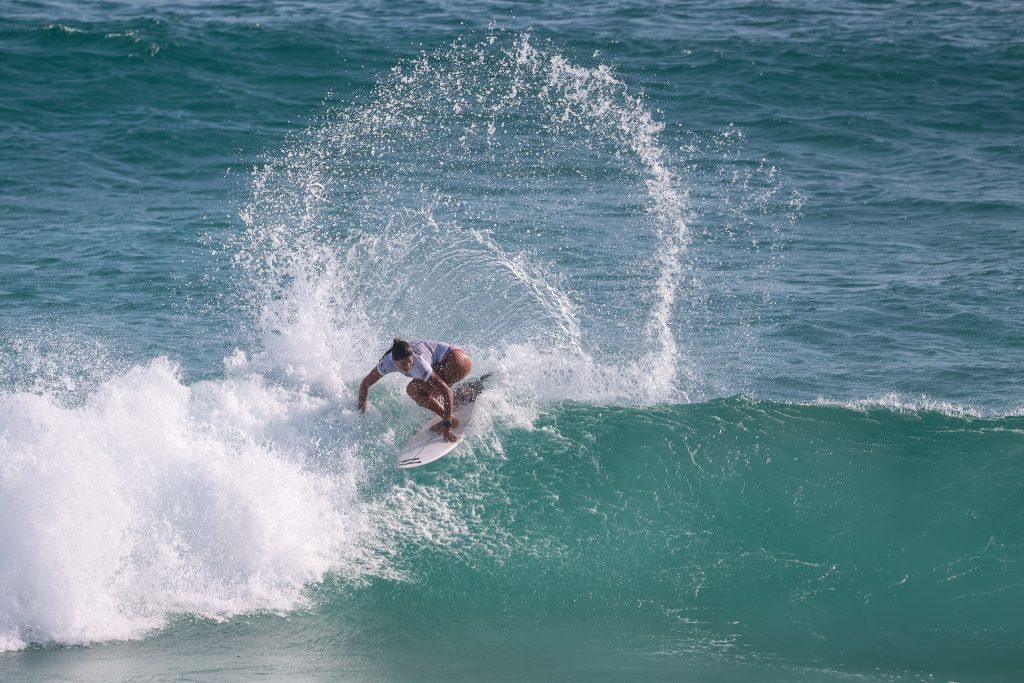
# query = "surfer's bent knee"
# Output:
<box><xmin>406</xmin><ymin>379</ymin><xmax>429</xmax><ymax>397</ymax></box>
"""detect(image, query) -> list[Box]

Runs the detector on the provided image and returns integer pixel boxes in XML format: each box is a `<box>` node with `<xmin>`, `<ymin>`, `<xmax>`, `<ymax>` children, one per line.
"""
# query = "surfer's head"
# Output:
<box><xmin>390</xmin><ymin>338</ymin><xmax>415</xmax><ymax>372</ymax></box>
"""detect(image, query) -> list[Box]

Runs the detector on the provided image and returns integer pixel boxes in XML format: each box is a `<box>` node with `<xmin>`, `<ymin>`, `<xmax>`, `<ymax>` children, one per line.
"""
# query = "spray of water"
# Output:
<box><xmin>236</xmin><ymin>32</ymin><xmax>699</xmax><ymax>405</ymax></box>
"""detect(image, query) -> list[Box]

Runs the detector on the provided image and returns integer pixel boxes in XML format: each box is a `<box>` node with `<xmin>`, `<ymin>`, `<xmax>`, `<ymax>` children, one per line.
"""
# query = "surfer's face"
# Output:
<box><xmin>395</xmin><ymin>355</ymin><xmax>414</xmax><ymax>372</ymax></box>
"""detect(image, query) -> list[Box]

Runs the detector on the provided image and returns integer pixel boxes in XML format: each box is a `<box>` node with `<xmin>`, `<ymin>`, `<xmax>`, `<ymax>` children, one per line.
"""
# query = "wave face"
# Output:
<box><xmin>3</xmin><ymin>377</ymin><xmax>1023</xmax><ymax>678</ymax></box>
<box><xmin>2</xmin><ymin>1</ymin><xmax>1024</xmax><ymax>681</ymax></box>
<box><xmin>335</xmin><ymin>398</ymin><xmax>1024</xmax><ymax>679</ymax></box>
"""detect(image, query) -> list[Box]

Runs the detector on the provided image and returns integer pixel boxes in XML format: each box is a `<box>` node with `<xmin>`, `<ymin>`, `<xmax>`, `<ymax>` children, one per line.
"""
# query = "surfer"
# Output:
<box><xmin>358</xmin><ymin>338</ymin><xmax>472</xmax><ymax>442</ymax></box>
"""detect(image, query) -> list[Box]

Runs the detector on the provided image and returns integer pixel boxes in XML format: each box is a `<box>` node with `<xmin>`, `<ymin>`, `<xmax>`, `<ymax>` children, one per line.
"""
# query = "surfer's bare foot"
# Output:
<box><xmin>429</xmin><ymin>417</ymin><xmax>459</xmax><ymax>433</ymax></box>
<box><xmin>442</xmin><ymin>428</ymin><xmax>458</xmax><ymax>443</ymax></box>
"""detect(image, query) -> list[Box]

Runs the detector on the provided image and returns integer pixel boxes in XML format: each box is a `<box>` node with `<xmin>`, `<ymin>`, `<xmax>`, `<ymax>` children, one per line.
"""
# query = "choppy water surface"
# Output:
<box><xmin>2</xmin><ymin>1</ymin><xmax>1023</xmax><ymax>681</ymax></box>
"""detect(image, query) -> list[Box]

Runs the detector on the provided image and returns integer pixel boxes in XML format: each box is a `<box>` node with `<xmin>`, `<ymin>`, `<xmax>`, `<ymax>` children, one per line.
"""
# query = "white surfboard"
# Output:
<box><xmin>396</xmin><ymin>377</ymin><xmax>487</xmax><ymax>469</ymax></box>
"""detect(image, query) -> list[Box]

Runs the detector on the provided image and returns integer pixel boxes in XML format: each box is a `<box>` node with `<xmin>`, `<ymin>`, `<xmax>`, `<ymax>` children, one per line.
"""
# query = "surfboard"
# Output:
<box><xmin>396</xmin><ymin>375</ymin><xmax>488</xmax><ymax>469</ymax></box>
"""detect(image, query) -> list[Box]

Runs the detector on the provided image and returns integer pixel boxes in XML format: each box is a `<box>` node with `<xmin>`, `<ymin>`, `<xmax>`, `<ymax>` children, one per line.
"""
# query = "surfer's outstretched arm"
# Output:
<box><xmin>358</xmin><ymin>368</ymin><xmax>383</xmax><ymax>413</ymax></box>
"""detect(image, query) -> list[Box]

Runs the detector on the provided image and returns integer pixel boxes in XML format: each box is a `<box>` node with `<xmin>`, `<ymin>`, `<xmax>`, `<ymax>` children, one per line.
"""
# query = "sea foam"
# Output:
<box><xmin>0</xmin><ymin>356</ymin><xmax>392</xmax><ymax>651</ymax></box>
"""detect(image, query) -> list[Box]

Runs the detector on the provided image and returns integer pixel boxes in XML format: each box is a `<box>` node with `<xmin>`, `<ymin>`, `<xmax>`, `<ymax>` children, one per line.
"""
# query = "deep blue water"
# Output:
<box><xmin>2</xmin><ymin>1</ymin><xmax>1023</xmax><ymax>681</ymax></box>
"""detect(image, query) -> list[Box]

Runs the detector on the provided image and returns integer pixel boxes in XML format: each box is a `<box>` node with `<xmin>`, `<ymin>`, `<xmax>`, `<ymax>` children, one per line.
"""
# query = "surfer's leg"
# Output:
<box><xmin>436</xmin><ymin>349</ymin><xmax>475</xmax><ymax>405</ymax></box>
<box><xmin>437</xmin><ymin>348</ymin><xmax>472</xmax><ymax>385</ymax></box>
<box><xmin>406</xmin><ymin>379</ymin><xmax>446</xmax><ymax>418</ymax></box>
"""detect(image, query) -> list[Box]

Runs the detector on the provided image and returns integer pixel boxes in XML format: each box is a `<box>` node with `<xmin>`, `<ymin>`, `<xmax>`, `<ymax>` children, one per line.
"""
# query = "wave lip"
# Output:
<box><xmin>809</xmin><ymin>392</ymin><xmax>1024</xmax><ymax>419</ymax></box>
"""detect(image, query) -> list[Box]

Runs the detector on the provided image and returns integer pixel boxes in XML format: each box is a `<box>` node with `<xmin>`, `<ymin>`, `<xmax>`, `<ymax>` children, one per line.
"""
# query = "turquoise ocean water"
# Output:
<box><xmin>2</xmin><ymin>1</ymin><xmax>1023</xmax><ymax>680</ymax></box>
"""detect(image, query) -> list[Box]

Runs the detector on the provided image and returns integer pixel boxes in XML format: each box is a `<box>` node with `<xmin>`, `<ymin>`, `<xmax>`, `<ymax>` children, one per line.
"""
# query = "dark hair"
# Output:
<box><xmin>389</xmin><ymin>337</ymin><xmax>413</xmax><ymax>360</ymax></box>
